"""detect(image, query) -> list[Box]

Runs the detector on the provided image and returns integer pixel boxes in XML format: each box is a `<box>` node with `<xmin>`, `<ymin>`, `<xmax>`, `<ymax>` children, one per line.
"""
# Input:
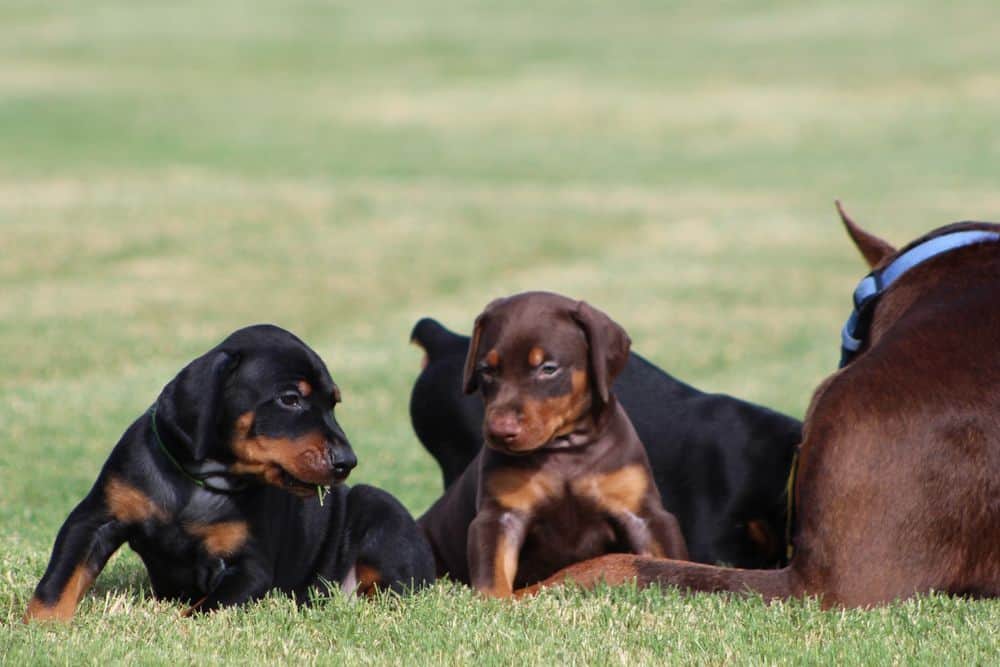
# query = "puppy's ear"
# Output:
<box><xmin>156</xmin><ymin>349</ymin><xmax>240</xmax><ymax>461</ymax></box>
<box><xmin>462</xmin><ymin>298</ymin><xmax>505</xmax><ymax>395</ymax></box>
<box><xmin>572</xmin><ymin>301</ymin><xmax>631</xmax><ymax>405</ymax></box>
<box><xmin>836</xmin><ymin>201</ymin><xmax>896</xmax><ymax>268</ymax></box>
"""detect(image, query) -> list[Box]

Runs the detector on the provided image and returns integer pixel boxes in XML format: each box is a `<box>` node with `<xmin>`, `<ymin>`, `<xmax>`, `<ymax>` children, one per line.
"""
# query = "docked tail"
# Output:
<box><xmin>517</xmin><ymin>554</ymin><xmax>798</xmax><ymax>601</ymax></box>
<box><xmin>410</xmin><ymin>318</ymin><xmax>470</xmax><ymax>367</ymax></box>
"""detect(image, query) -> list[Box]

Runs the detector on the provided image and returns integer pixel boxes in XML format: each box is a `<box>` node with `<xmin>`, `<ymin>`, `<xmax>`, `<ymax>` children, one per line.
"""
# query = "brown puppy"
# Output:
<box><xmin>418</xmin><ymin>292</ymin><xmax>687</xmax><ymax>597</ymax></box>
<box><xmin>521</xmin><ymin>207</ymin><xmax>1000</xmax><ymax>606</ymax></box>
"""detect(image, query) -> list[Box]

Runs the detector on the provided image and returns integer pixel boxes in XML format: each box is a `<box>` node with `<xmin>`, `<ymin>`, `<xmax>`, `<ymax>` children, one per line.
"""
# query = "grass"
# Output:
<box><xmin>2</xmin><ymin>0</ymin><xmax>999</xmax><ymax>663</ymax></box>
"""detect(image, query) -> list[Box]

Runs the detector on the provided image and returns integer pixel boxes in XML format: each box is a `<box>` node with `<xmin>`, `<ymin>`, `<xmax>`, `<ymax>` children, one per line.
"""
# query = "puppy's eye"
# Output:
<box><xmin>277</xmin><ymin>392</ymin><xmax>302</xmax><ymax>409</ymax></box>
<box><xmin>540</xmin><ymin>362</ymin><xmax>559</xmax><ymax>376</ymax></box>
<box><xmin>477</xmin><ymin>365</ymin><xmax>496</xmax><ymax>382</ymax></box>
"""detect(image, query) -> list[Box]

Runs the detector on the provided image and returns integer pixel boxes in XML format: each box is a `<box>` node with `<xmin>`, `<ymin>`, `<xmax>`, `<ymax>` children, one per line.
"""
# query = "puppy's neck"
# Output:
<box><xmin>546</xmin><ymin>394</ymin><xmax>619</xmax><ymax>451</ymax></box>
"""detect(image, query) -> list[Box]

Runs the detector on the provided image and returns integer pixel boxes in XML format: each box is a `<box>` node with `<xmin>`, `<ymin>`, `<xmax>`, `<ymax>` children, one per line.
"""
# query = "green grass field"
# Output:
<box><xmin>2</xmin><ymin>0</ymin><xmax>999</xmax><ymax>663</ymax></box>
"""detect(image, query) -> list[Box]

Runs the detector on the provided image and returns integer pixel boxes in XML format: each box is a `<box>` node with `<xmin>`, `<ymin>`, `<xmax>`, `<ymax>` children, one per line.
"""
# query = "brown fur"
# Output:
<box><xmin>746</xmin><ymin>520</ymin><xmax>780</xmax><ymax>563</ymax></box>
<box><xmin>486</xmin><ymin>469</ymin><xmax>560</xmax><ymax>512</ymax></box>
<box><xmin>23</xmin><ymin>565</ymin><xmax>96</xmax><ymax>622</ymax></box>
<box><xmin>514</xmin><ymin>370</ymin><xmax>590</xmax><ymax>451</ymax></box>
<box><xmin>105</xmin><ymin>476</ymin><xmax>168</xmax><ymax>524</ymax></box>
<box><xmin>230</xmin><ymin>411</ymin><xmax>332</xmax><ymax>492</ymax></box>
<box><xmin>186</xmin><ymin>521</ymin><xmax>249</xmax><ymax>557</ymax></box>
<box><xmin>355</xmin><ymin>563</ymin><xmax>383</xmax><ymax>598</ymax></box>
<box><xmin>836</xmin><ymin>201</ymin><xmax>896</xmax><ymax>268</ymax></box>
<box><xmin>419</xmin><ymin>292</ymin><xmax>688</xmax><ymax>597</ymax></box>
<box><xmin>525</xmin><ymin>216</ymin><xmax>1000</xmax><ymax>607</ymax></box>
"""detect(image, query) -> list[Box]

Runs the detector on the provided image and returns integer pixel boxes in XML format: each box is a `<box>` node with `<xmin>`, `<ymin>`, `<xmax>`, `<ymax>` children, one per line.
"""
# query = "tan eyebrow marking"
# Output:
<box><xmin>528</xmin><ymin>346</ymin><xmax>545</xmax><ymax>367</ymax></box>
<box><xmin>485</xmin><ymin>349</ymin><xmax>500</xmax><ymax>368</ymax></box>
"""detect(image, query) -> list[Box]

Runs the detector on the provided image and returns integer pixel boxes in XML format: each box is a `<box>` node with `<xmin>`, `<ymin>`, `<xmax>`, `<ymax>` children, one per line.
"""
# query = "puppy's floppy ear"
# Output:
<box><xmin>462</xmin><ymin>298</ymin><xmax>505</xmax><ymax>395</ymax></box>
<box><xmin>572</xmin><ymin>301</ymin><xmax>631</xmax><ymax>405</ymax></box>
<box><xmin>156</xmin><ymin>349</ymin><xmax>240</xmax><ymax>461</ymax></box>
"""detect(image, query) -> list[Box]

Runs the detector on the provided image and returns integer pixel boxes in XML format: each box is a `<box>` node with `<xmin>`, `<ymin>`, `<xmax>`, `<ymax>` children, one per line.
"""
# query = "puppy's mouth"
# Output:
<box><xmin>231</xmin><ymin>461</ymin><xmax>350</xmax><ymax>497</ymax></box>
<box><xmin>484</xmin><ymin>423</ymin><xmax>585</xmax><ymax>455</ymax></box>
<box><xmin>485</xmin><ymin>437</ymin><xmax>544</xmax><ymax>455</ymax></box>
<box><xmin>278</xmin><ymin>468</ymin><xmax>325</xmax><ymax>496</ymax></box>
<box><xmin>276</xmin><ymin>464</ymin><xmax>351</xmax><ymax>496</ymax></box>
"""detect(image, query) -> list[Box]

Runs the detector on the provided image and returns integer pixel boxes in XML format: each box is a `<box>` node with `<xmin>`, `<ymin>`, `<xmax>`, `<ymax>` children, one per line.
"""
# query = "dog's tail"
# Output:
<box><xmin>516</xmin><ymin>554</ymin><xmax>799</xmax><ymax>601</ymax></box>
<box><xmin>410</xmin><ymin>318</ymin><xmax>469</xmax><ymax>368</ymax></box>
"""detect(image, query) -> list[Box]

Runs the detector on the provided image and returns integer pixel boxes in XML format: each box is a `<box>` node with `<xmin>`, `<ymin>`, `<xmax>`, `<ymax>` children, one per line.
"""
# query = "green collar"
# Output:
<box><xmin>148</xmin><ymin>405</ymin><xmax>249</xmax><ymax>494</ymax></box>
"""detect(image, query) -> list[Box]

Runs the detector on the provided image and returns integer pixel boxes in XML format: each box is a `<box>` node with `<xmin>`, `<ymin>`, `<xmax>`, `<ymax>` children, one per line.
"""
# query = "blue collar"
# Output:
<box><xmin>840</xmin><ymin>228</ymin><xmax>1000</xmax><ymax>367</ymax></box>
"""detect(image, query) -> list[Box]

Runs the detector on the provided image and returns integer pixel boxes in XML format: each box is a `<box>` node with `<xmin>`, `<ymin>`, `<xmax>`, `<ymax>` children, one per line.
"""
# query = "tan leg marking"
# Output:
<box><xmin>746</xmin><ymin>519</ymin><xmax>780</xmax><ymax>561</ymax></box>
<box><xmin>105</xmin><ymin>476</ymin><xmax>168</xmax><ymax>524</ymax></box>
<box><xmin>486</xmin><ymin>531</ymin><xmax>519</xmax><ymax>597</ymax></box>
<box><xmin>355</xmin><ymin>563</ymin><xmax>382</xmax><ymax>598</ymax></box>
<box><xmin>23</xmin><ymin>564</ymin><xmax>96</xmax><ymax>622</ymax></box>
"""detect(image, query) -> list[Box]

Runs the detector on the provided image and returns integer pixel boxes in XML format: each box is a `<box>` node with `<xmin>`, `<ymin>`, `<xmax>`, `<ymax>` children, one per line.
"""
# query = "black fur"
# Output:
<box><xmin>27</xmin><ymin>325</ymin><xmax>433</xmax><ymax>621</ymax></box>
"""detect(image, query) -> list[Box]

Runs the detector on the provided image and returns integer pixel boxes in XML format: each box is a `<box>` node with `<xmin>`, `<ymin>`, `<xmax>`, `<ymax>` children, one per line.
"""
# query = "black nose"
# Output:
<box><xmin>331</xmin><ymin>447</ymin><xmax>357</xmax><ymax>481</ymax></box>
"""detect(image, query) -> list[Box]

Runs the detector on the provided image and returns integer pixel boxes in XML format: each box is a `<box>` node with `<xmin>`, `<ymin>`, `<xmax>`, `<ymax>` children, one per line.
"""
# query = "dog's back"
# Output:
<box><xmin>794</xmin><ymin>240</ymin><xmax>1000</xmax><ymax>602</ymax></box>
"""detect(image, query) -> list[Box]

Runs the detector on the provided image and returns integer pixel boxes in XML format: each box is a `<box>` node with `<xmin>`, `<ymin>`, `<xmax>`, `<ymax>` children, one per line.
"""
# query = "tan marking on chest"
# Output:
<box><xmin>570</xmin><ymin>464</ymin><xmax>648</xmax><ymax>515</ymax></box>
<box><xmin>486</xmin><ymin>468</ymin><xmax>562</xmax><ymax>512</ymax></box>
<box><xmin>23</xmin><ymin>564</ymin><xmax>96</xmax><ymax>622</ymax></box>
<box><xmin>186</xmin><ymin>521</ymin><xmax>249</xmax><ymax>557</ymax></box>
<box><xmin>105</xmin><ymin>476</ymin><xmax>168</xmax><ymax>523</ymax></box>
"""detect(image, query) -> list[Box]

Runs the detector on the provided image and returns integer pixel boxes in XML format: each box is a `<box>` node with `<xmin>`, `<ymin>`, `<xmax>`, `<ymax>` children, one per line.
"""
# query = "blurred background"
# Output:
<box><xmin>2</xmin><ymin>0</ymin><xmax>999</xmax><ymax>536</ymax></box>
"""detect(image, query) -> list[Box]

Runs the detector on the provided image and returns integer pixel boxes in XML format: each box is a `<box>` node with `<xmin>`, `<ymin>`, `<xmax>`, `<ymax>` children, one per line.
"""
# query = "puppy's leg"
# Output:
<box><xmin>468</xmin><ymin>509</ymin><xmax>527</xmax><ymax>598</ymax></box>
<box><xmin>182</xmin><ymin>551</ymin><xmax>272</xmax><ymax>614</ymax></box>
<box><xmin>336</xmin><ymin>485</ymin><xmax>436</xmax><ymax>598</ymax></box>
<box><xmin>644</xmin><ymin>506</ymin><xmax>689</xmax><ymax>560</ymax></box>
<box><xmin>609</xmin><ymin>504</ymin><xmax>689</xmax><ymax>561</ymax></box>
<box><xmin>25</xmin><ymin>491</ymin><xmax>128</xmax><ymax>622</ymax></box>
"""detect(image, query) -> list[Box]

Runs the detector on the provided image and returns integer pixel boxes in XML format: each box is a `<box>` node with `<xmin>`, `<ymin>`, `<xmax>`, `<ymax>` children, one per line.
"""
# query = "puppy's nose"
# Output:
<box><xmin>487</xmin><ymin>414</ymin><xmax>522</xmax><ymax>442</ymax></box>
<box><xmin>329</xmin><ymin>446</ymin><xmax>357</xmax><ymax>481</ymax></box>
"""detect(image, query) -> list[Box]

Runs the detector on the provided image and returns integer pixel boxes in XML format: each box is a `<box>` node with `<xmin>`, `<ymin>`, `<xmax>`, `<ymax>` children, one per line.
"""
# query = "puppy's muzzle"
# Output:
<box><xmin>486</xmin><ymin>412</ymin><xmax>522</xmax><ymax>445</ymax></box>
<box><xmin>328</xmin><ymin>442</ymin><xmax>357</xmax><ymax>482</ymax></box>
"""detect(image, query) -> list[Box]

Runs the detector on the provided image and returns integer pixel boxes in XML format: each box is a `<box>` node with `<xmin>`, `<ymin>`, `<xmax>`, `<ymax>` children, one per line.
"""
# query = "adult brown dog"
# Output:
<box><xmin>418</xmin><ymin>292</ymin><xmax>688</xmax><ymax>597</ymax></box>
<box><xmin>521</xmin><ymin>208</ymin><xmax>1000</xmax><ymax>606</ymax></box>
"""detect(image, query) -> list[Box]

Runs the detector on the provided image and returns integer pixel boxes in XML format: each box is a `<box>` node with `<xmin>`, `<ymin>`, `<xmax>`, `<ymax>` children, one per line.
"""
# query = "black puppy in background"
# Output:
<box><xmin>26</xmin><ymin>325</ymin><xmax>433</xmax><ymax>622</ymax></box>
<box><xmin>410</xmin><ymin>318</ymin><xmax>801</xmax><ymax>569</ymax></box>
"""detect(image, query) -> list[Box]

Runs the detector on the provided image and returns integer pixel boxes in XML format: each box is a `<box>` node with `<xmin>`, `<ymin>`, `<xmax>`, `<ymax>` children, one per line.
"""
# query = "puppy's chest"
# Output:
<box><xmin>128</xmin><ymin>492</ymin><xmax>249</xmax><ymax>560</ymax></box>
<box><xmin>511</xmin><ymin>472</ymin><xmax>649</xmax><ymax>587</ymax></box>
<box><xmin>486</xmin><ymin>463</ymin><xmax>651</xmax><ymax>520</ymax></box>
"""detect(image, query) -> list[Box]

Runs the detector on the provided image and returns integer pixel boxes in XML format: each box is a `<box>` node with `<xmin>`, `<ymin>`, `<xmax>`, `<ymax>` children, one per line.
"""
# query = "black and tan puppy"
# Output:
<box><xmin>25</xmin><ymin>325</ymin><xmax>434</xmax><ymax>622</ymax></box>
<box><xmin>418</xmin><ymin>292</ymin><xmax>688</xmax><ymax>597</ymax></box>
